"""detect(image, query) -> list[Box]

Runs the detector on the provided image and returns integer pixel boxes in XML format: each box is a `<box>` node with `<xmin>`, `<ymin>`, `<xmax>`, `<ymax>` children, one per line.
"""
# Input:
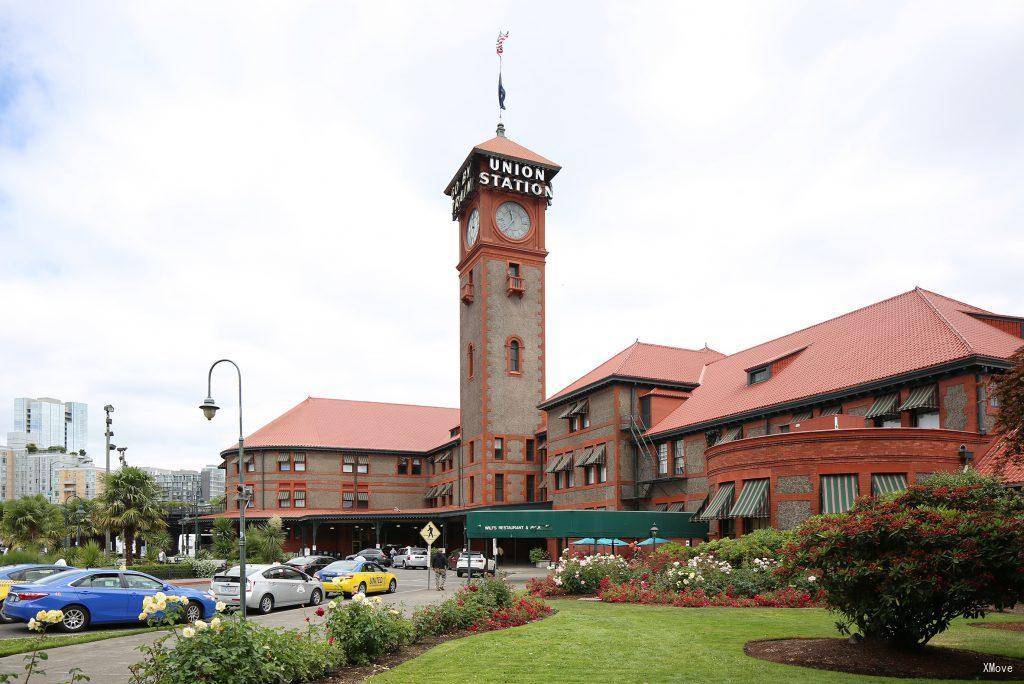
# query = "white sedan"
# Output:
<box><xmin>455</xmin><ymin>552</ymin><xmax>496</xmax><ymax>577</ymax></box>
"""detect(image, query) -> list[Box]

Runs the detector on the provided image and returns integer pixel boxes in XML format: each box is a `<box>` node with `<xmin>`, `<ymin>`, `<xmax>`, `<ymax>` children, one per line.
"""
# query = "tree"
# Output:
<box><xmin>61</xmin><ymin>498</ymin><xmax>99</xmax><ymax>544</ymax></box>
<box><xmin>246</xmin><ymin>516</ymin><xmax>285</xmax><ymax>563</ymax></box>
<box><xmin>25</xmin><ymin>443</ymin><xmax>37</xmax><ymax>453</ymax></box>
<box><xmin>94</xmin><ymin>467</ymin><xmax>167</xmax><ymax>566</ymax></box>
<box><xmin>992</xmin><ymin>345</ymin><xmax>1024</xmax><ymax>459</ymax></box>
<box><xmin>781</xmin><ymin>471</ymin><xmax>1024</xmax><ymax>648</ymax></box>
<box><xmin>211</xmin><ymin>517</ymin><xmax>238</xmax><ymax>559</ymax></box>
<box><xmin>142</xmin><ymin>529</ymin><xmax>172</xmax><ymax>562</ymax></box>
<box><xmin>2</xmin><ymin>495</ymin><xmax>66</xmax><ymax>551</ymax></box>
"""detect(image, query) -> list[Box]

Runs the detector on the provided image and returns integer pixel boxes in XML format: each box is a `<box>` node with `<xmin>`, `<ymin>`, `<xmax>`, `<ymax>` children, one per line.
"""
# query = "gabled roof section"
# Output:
<box><xmin>649</xmin><ymin>288</ymin><xmax>1023</xmax><ymax>436</ymax></box>
<box><xmin>542</xmin><ymin>342</ymin><xmax>725</xmax><ymax>407</ymax></box>
<box><xmin>232</xmin><ymin>397</ymin><xmax>460</xmax><ymax>454</ymax></box>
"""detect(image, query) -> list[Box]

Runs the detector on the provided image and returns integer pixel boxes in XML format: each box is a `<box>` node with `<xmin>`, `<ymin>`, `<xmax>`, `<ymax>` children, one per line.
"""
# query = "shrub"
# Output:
<box><xmin>475</xmin><ymin>594</ymin><xmax>552</xmax><ymax>631</ymax></box>
<box><xmin>525</xmin><ymin>576</ymin><xmax>565</xmax><ymax>598</ymax></box>
<box><xmin>550</xmin><ymin>552</ymin><xmax>634</xmax><ymax>594</ymax></box>
<box><xmin>780</xmin><ymin>475</ymin><xmax>1024</xmax><ymax>647</ymax></box>
<box><xmin>129</xmin><ymin>564</ymin><xmax>195</xmax><ymax>580</ymax></box>
<box><xmin>696</xmin><ymin>529</ymin><xmax>794</xmax><ymax>566</ymax></box>
<box><xmin>0</xmin><ymin>550</ymin><xmax>43</xmax><ymax>566</ymax></box>
<box><xmin>528</xmin><ymin>547</ymin><xmax>549</xmax><ymax>564</ymax></box>
<box><xmin>322</xmin><ymin>594</ymin><xmax>412</xmax><ymax>665</ymax></box>
<box><xmin>181</xmin><ymin>556</ymin><xmax>222</xmax><ymax>578</ymax></box>
<box><xmin>599</xmin><ymin>581</ymin><xmax>822</xmax><ymax>608</ymax></box>
<box><xmin>131</xmin><ymin>613</ymin><xmax>342</xmax><ymax>683</ymax></box>
<box><xmin>76</xmin><ymin>540</ymin><xmax>103</xmax><ymax>568</ymax></box>
<box><xmin>412</xmin><ymin>576</ymin><xmax>520</xmax><ymax>640</ymax></box>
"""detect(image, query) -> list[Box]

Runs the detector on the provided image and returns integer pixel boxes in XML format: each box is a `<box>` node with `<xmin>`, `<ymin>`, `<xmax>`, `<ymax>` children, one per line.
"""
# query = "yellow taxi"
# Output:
<box><xmin>314</xmin><ymin>560</ymin><xmax>397</xmax><ymax>598</ymax></box>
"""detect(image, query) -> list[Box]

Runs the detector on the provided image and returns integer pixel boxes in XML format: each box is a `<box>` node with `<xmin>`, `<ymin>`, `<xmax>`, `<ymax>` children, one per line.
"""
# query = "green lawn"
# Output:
<box><xmin>0</xmin><ymin>626</ymin><xmax>156</xmax><ymax>658</ymax></box>
<box><xmin>373</xmin><ymin>601</ymin><xmax>1024</xmax><ymax>683</ymax></box>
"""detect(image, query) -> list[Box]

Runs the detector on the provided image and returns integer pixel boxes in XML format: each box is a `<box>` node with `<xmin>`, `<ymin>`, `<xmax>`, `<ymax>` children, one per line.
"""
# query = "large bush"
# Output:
<box><xmin>550</xmin><ymin>552</ymin><xmax>634</xmax><ymax>594</ymax></box>
<box><xmin>412</xmin><ymin>576</ymin><xmax>520</xmax><ymax>640</ymax></box>
<box><xmin>322</xmin><ymin>594</ymin><xmax>412</xmax><ymax>665</ymax></box>
<box><xmin>131</xmin><ymin>613</ymin><xmax>341</xmax><ymax>683</ymax></box>
<box><xmin>781</xmin><ymin>471</ymin><xmax>1024</xmax><ymax>647</ymax></box>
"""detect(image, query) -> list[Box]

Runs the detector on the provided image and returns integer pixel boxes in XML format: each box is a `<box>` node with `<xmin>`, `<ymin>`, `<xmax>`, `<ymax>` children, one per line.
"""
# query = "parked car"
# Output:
<box><xmin>2</xmin><ymin>569</ymin><xmax>215</xmax><ymax>632</ymax></box>
<box><xmin>211</xmin><ymin>564</ymin><xmax>323</xmax><ymax>615</ymax></box>
<box><xmin>345</xmin><ymin>548</ymin><xmax>392</xmax><ymax>567</ymax></box>
<box><xmin>455</xmin><ymin>552</ymin><xmax>496</xmax><ymax>577</ymax></box>
<box><xmin>0</xmin><ymin>564</ymin><xmax>77</xmax><ymax>623</ymax></box>
<box><xmin>315</xmin><ymin>560</ymin><xmax>397</xmax><ymax>598</ymax></box>
<box><xmin>285</xmin><ymin>555</ymin><xmax>334</xmax><ymax>576</ymax></box>
<box><xmin>391</xmin><ymin>546</ymin><xmax>428</xmax><ymax>569</ymax></box>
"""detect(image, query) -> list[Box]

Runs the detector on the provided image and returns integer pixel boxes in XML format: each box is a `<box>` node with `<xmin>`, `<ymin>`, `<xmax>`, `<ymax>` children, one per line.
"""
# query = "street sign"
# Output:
<box><xmin>420</xmin><ymin>521</ymin><xmax>441</xmax><ymax>545</ymax></box>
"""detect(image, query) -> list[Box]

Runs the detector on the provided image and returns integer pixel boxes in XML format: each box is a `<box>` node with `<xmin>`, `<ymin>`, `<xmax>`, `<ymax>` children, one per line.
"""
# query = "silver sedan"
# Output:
<box><xmin>211</xmin><ymin>564</ymin><xmax>324</xmax><ymax>614</ymax></box>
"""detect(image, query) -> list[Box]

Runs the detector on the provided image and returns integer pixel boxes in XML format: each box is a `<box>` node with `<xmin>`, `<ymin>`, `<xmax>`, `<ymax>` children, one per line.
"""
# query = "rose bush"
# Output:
<box><xmin>550</xmin><ymin>552</ymin><xmax>634</xmax><ymax>594</ymax></box>
<box><xmin>780</xmin><ymin>471</ymin><xmax>1024</xmax><ymax>647</ymax></box>
<box><xmin>412</xmin><ymin>577</ymin><xmax>549</xmax><ymax>640</ymax></box>
<box><xmin>599</xmin><ymin>581</ymin><xmax>821</xmax><ymax>608</ymax></box>
<box><xmin>322</xmin><ymin>593</ymin><xmax>413</xmax><ymax>666</ymax></box>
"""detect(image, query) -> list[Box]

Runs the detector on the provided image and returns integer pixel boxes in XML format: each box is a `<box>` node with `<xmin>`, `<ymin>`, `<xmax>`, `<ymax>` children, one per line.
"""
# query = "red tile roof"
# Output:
<box><xmin>544</xmin><ymin>342</ymin><xmax>725</xmax><ymax>405</ymax></box>
<box><xmin>233</xmin><ymin>397</ymin><xmax>459</xmax><ymax>454</ymax></box>
<box><xmin>978</xmin><ymin>439</ymin><xmax>1024</xmax><ymax>485</ymax></box>
<box><xmin>648</xmin><ymin>288</ymin><xmax>1023</xmax><ymax>436</ymax></box>
<box><xmin>473</xmin><ymin>135</ymin><xmax>560</xmax><ymax>169</ymax></box>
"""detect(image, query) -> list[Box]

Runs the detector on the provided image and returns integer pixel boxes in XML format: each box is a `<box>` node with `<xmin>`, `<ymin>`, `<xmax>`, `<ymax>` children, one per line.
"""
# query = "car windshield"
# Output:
<box><xmin>410</xmin><ymin>548</ymin><xmax>426</xmax><ymax>554</ymax></box>
<box><xmin>35</xmin><ymin>570</ymin><xmax>86</xmax><ymax>585</ymax></box>
<box><xmin>323</xmin><ymin>561</ymin><xmax>360</xmax><ymax>573</ymax></box>
<box><xmin>357</xmin><ymin>549</ymin><xmax>379</xmax><ymax>555</ymax></box>
<box><xmin>286</xmin><ymin>557</ymin><xmax>311</xmax><ymax>565</ymax></box>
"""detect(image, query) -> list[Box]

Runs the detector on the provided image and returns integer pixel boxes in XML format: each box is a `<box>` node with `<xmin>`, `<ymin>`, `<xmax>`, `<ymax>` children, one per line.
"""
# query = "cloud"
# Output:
<box><xmin>0</xmin><ymin>2</ymin><xmax>1021</xmax><ymax>470</ymax></box>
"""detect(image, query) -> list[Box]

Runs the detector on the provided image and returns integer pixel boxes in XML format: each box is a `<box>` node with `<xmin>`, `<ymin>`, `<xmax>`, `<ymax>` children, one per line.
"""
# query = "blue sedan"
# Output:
<box><xmin>2</xmin><ymin>569</ymin><xmax>217</xmax><ymax>632</ymax></box>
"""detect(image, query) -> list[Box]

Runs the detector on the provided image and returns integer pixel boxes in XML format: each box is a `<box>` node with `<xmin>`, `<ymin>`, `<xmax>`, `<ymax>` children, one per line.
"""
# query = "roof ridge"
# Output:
<box><xmin>633</xmin><ymin>340</ymin><xmax>713</xmax><ymax>354</ymax></box>
<box><xmin>305</xmin><ymin>397</ymin><xmax>459</xmax><ymax>411</ymax></box>
<box><xmin>611</xmin><ymin>342</ymin><xmax>643</xmax><ymax>374</ymax></box>
<box><xmin>917</xmin><ymin>287</ymin><xmax>995</xmax><ymax>316</ymax></box>
<box><xmin>914</xmin><ymin>288</ymin><xmax>974</xmax><ymax>355</ymax></box>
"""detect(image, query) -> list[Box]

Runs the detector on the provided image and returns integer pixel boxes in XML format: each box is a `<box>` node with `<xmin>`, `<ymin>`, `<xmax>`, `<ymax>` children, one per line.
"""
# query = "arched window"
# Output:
<box><xmin>507</xmin><ymin>337</ymin><xmax>522</xmax><ymax>374</ymax></box>
<box><xmin>467</xmin><ymin>343</ymin><xmax>475</xmax><ymax>379</ymax></box>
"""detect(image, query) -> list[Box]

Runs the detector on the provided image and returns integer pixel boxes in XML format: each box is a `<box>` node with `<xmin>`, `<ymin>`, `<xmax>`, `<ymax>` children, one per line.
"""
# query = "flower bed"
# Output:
<box><xmin>598</xmin><ymin>580</ymin><xmax>823</xmax><ymax>608</ymax></box>
<box><xmin>412</xmin><ymin>576</ymin><xmax>551</xmax><ymax>639</ymax></box>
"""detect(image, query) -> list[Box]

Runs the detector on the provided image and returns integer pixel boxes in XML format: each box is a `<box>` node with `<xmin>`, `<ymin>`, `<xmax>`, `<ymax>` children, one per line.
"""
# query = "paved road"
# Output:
<box><xmin>0</xmin><ymin>566</ymin><xmax>547</xmax><ymax>683</ymax></box>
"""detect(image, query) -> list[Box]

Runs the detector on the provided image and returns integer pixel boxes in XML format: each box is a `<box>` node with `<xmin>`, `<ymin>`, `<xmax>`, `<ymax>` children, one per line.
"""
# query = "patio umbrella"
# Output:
<box><xmin>595</xmin><ymin>538</ymin><xmax>629</xmax><ymax>546</ymax></box>
<box><xmin>637</xmin><ymin>537</ymin><xmax>671</xmax><ymax>546</ymax></box>
<box><xmin>571</xmin><ymin>538</ymin><xmax>597</xmax><ymax>545</ymax></box>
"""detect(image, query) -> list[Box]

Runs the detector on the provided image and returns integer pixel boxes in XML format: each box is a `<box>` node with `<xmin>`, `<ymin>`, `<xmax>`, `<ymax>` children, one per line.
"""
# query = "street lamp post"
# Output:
<box><xmin>117</xmin><ymin>447</ymin><xmax>127</xmax><ymax>467</ymax></box>
<box><xmin>200</xmin><ymin>359</ymin><xmax>248</xmax><ymax>620</ymax></box>
<box><xmin>103</xmin><ymin>405</ymin><xmax>114</xmax><ymax>552</ymax></box>
<box><xmin>650</xmin><ymin>524</ymin><xmax>659</xmax><ymax>554</ymax></box>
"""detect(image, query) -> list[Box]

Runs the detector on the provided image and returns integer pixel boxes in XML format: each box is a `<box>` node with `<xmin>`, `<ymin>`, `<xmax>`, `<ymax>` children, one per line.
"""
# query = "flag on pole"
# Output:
<box><xmin>496</xmin><ymin>31</ymin><xmax>509</xmax><ymax>111</ymax></box>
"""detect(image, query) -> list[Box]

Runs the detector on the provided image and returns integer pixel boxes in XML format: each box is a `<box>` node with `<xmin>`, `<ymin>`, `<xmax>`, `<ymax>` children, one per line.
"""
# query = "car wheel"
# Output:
<box><xmin>60</xmin><ymin>605</ymin><xmax>90</xmax><ymax>633</ymax></box>
<box><xmin>308</xmin><ymin>588</ymin><xmax>323</xmax><ymax>607</ymax></box>
<box><xmin>183</xmin><ymin>601</ymin><xmax>203</xmax><ymax>623</ymax></box>
<box><xmin>388</xmin><ymin>579</ymin><xmax>397</xmax><ymax>594</ymax></box>
<box><xmin>357</xmin><ymin>582</ymin><xmax>367</xmax><ymax>595</ymax></box>
<box><xmin>258</xmin><ymin>594</ymin><xmax>274</xmax><ymax>615</ymax></box>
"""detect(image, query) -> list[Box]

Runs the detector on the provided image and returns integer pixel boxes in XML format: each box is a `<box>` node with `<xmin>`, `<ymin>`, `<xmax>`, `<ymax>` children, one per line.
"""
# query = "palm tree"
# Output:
<box><xmin>2</xmin><ymin>495</ymin><xmax>66</xmax><ymax>551</ymax></box>
<box><xmin>94</xmin><ymin>467</ymin><xmax>166</xmax><ymax>566</ymax></box>
<box><xmin>61</xmin><ymin>498</ymin><xmax>99</xmax><ymax>545</ymax></box>
<box><xmin>211</xmin><ymin>517</ymin><xmax>237</xmax><ymax>559</ymax></box>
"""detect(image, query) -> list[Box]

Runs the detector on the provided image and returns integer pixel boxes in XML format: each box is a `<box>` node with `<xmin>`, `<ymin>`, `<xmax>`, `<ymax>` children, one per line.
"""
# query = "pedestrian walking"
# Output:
<box><xmin>431</xmin><ymin>548</ymin><xmax>448</xmax><ymax>590</ymax></box>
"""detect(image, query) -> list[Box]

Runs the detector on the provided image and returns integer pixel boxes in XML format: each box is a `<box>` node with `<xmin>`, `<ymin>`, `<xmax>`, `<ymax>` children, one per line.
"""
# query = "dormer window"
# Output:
<box><xmin>748</xmin><ymin>366</ymin><xmax>771</xmax><ymax>384</ymax></box>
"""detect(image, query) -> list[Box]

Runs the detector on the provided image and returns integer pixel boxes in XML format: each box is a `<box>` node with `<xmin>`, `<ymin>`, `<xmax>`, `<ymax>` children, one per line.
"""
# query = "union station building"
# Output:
<box><xmin>208</xmin><ymin>126</ymin><xmax>1022</xmax><ymax>561</ymax></box>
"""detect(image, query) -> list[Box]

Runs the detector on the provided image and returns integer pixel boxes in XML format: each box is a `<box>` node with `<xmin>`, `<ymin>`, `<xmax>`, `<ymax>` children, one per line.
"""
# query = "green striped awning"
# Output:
<box><xmin>899</xmin><ymin>385</ymin><xmax>937</xmax><ymax>412</ymax></box>
<box><xmin>696</xmin><ymin>482</ymin><xmax>735</xmax><ymax>521</ymax></box>
<box><xmin>589</xmin><ymin>443</ymin><xmax>606</xmax><ymax>465</ymax></box>
<box><xmin>717</xmin><ymin>427</ymin><xmax>744</xmax><ymax>444</ymax></box>
<box><xmin>575</xmin><ymin>446</ymin><xmax>596</xmax><ymax>467</ymax></box>
<box><xmin>665</xmin><ymin>501</ymin><xmax>686</xmax><ymax>512</ymax></box>
<box><xmin>871</xmin><ymin>473</ymin><xmax>907</xmax><ymax>496</ymax></box>
<box><xmin>820</xmin><ymin>474</ymin><xmax>859</xmax><ymax>514</ymax></box>
<box><xmin>791</xmin><ymin>409</ymin><xmax>813</xmax><ymax>423</ymax></box>
<box><xmin>545</xmin><ymin>454</ymin><xmax>566</xmax><ymax>473</ymax></box>
<box><xmin>864</xmin><ymin>393</ymin><xmax>900</xmax><ymax>419</ymax></box>
<box><xmin>730</xmin><ymin>479</ymin><xmax>769</xmax><ymax>518</ymax></box>
<box><xmin>820</xmin><ymin>405</ymin><xmax>843</xmax><ymax>416</ymax></box>
<box><xmin>424</xmin><ymin>485</ymin><xmax>438</xmax><ymax>499</ymax></box>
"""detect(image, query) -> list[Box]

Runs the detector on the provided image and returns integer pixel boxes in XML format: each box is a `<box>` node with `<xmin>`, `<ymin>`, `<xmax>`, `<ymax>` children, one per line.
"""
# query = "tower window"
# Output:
<box><xmin>507</xmin><ymin>337</ymin><xmax>522</xmax><ymax>374</ymax></box>
<box><xmin>525</xmin><ymin>439</ymin><xmax>534</xmax><ymax>461</ymax></box>
<box><xmin>494</xmin><ymin>437</ymin><xmax>504</xmax><ymax>460</ymax></box>
<box><xmin>494</xmin><ymin>474</ymin><xmax>504</xmax><ymax>502</ymax></box>
<box><xmin>467</xmin><ymin>343</ymin><xmax>475</xmax><ymax>379</ymax></box>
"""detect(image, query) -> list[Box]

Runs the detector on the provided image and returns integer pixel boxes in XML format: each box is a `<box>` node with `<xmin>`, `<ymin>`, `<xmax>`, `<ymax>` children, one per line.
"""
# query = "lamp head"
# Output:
<box><xmin>104</xmin><ymin>405</ymin><xmax>114</xmax><ymax>413</ymax></box>
<box><xmin>200</xmin><ymin>397</ymin><xmax>220</xmax><ymax>421</ymax></box>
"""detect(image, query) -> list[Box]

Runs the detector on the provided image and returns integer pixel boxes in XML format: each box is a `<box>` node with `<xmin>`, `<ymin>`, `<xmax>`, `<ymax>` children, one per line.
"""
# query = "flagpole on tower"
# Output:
<box><xmin>496</xmin><ymin>30</ymin><xmax>509</xmax><ymax>126</ymax></box>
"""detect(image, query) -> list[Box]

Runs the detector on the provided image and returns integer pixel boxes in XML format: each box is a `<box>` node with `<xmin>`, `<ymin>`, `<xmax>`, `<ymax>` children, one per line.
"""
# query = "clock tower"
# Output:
<box><xmin>445</xmin><ymin>124</ymin><xmax>560</xmax><ymax>506</ymax></box>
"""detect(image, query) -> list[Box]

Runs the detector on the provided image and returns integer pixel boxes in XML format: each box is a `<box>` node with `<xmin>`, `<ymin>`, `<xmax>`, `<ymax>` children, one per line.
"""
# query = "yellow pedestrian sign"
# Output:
<box><xmin>420</xmin><ymin>521</ymin><xmax>441</xmax><ymax>545</ymax></box>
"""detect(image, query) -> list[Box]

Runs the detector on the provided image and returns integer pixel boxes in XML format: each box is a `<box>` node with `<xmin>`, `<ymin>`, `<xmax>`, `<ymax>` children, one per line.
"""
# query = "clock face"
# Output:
<box><xmin>465</xmin><ymin>209</ymin><xmax>480</xmax><ymax>247</ymax></box>
<box><xmin>495</xmin><ymin>201</ymin><xmax>531</xmax><ymax>240</ymax></box>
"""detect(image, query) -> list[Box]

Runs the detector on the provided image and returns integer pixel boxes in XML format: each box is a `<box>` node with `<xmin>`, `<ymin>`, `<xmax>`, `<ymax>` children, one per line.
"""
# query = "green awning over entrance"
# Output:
<box><xmin>820</xmin><ymin>474</ymin><xmax>859</xmax><ymax>514</ymax></box>
<box><xmin>871</xmin><ymin>473</ymin><xmax>907</xmax><ymax>496</ymax></box>
<box><xmin>466</xmin><ymin>509</ymin><xmax>708</xmax><ymax>540</ymax></box>
<box><xmin>730</xmin><ymin>479</ymin><xmax>769</xmax><ymax>518</ymax></box>
<box><xmin>696</xmin><ymin>482</ymin><xmax>735</xmax><ymax>521</ymax></box>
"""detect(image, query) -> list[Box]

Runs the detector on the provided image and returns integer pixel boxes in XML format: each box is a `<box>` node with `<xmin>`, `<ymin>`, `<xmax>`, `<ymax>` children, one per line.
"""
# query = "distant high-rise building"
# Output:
<box><xmin>201</xmin><ymin>465</ymin><xmax>226</xmax><ymax>504</ymax></box>
<box><xmin>12</xmin><ymin>398</ymin><xmax>88</xmax><ymax>453</ymax></box>
<box><xmin>139</xmin><ymin>467</ymin><xmax>202</xmax><ymax>503</ymax></box>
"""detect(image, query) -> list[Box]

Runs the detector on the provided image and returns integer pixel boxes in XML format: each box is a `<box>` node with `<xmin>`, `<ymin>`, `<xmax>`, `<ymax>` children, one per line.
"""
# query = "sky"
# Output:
<box><xmin>0</xmin><ymin>1</ymin><xmax>1022</xmax><ymax>471</ymax></box>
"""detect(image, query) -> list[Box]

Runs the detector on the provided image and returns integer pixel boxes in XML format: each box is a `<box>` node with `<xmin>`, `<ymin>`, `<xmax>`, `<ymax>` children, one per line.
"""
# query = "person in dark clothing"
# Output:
<box><xmin>430</xmin><ymin>548</ymin><xmax>448</xmax><ymax>590</ymax></box>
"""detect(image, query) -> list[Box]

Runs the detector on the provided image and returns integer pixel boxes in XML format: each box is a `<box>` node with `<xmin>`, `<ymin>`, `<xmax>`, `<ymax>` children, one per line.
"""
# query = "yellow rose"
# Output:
<box><xmin>181</xmin><ymin>626</ymin><xmax>196</xmax><ymax>638</ymax></box>
<box><xmin>47</xmin><ymin>610</ymin><xmax>63</xmax><ymax>623</ymax></box>
<box><xmin>35</xmin><ymin>610</ymin><xmax>47</xmax><ymax>621</ymax></box>
<box><xmin>194</xmin><ymin>620</ymin><xmax>208</xmax><ymax>631</ymax></box>
<box><xmin>210</xmin><ymin>617</ymin><xmax>221</xmax><ymax>630</ymax></box>
<box><xmin>27</xmin><ymin>619</ymin><xmax>39</xmax><ymax>632</ymax></box>
<box><xmin>155</xmin><ymin>592</ymin><xmax>166</xmax><ymax>602</ymax></box>
<box><xmin>215</xmin><ymin>601</ymin><xmax>227</xmax><ymax>612</ymax></box>
<box><xmin>352</xmin><ymin>593</ymin><xmax>365</xmax><ymax>603</ymax></box>
<box><xmin>138</xmin><ymin>612</ymin><xmax>149</xmax><ymax>621</ymax></box>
